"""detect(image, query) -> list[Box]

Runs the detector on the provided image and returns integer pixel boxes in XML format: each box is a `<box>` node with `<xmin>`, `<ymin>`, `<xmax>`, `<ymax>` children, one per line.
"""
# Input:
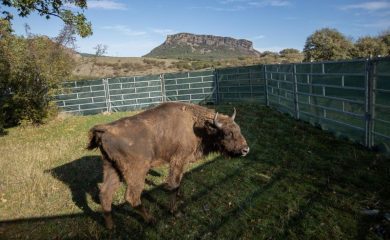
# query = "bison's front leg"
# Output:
<box><xmin>165</xmin><ymin>157</ymin><xmax>189</xmax><ymax>215</ymax></box>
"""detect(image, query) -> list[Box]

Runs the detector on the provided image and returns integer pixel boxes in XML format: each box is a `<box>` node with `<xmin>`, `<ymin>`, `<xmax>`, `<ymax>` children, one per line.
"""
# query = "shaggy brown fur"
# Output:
<box><xmin>87</xmin><ymin>102</ymin><xmax>249</xmax><ymax>229</ymax></box>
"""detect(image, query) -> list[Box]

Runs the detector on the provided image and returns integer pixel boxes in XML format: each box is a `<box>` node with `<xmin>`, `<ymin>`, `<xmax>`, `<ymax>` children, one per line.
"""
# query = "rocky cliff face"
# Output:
<box><xmin>144</xmin><ymin>33</ymin><xmax>260</xmax><ymax>59</ymax></box>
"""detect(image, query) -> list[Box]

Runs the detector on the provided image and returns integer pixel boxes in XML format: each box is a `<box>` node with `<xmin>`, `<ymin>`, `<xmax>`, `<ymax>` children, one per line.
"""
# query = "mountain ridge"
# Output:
<box><xmin>144</xmin><ymin>33</ymin><xmax>260</xmax><ymax>59</ymax></box>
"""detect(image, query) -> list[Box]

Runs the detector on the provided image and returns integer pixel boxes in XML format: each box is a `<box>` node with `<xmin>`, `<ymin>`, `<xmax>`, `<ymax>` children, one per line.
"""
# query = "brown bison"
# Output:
<box><xmin>87</xmin><ymin>102</ymin><xmax>249</xmax><ymax>228</ymax></box>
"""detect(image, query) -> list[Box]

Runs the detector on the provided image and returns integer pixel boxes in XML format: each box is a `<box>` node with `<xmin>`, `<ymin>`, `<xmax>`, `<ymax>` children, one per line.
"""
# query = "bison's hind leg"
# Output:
<box><xmin>121</xmin><ymin>162</ymin><xmax>156</xmax><ymax>224</ymax></box>
<box><xmin>99</xmin><ymin>159</ymin><xmax>121</xmax><ymax>229</ymax></box>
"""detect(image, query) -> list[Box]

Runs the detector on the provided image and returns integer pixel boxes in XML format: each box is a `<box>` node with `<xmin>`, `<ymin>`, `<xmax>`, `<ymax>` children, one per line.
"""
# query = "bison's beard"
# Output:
<box><xmin>218</xmin><ymin>146</ymin><xmax>243</xmax><ymax>158</ymax></box>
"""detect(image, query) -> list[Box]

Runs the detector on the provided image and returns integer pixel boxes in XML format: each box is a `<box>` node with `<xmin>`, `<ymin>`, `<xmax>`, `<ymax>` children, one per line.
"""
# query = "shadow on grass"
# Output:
<box><xmin>0</xmin><ymin>154</ymin><xmax>388</xmax><ymax>240</ymax></box>
<box><xmin>0</xmin><ymin>154</ymin><xmax>256</xmax><ymax>239</ymax></box>
<box><xmin>0</xmin><ymin>105</ymin><xmax>389</xmax><ymax>239</ymax></box>
<box><xmin>0</xmin><ymin>129</ymin><xmax>7</xmax><ymax>137</ymax></box>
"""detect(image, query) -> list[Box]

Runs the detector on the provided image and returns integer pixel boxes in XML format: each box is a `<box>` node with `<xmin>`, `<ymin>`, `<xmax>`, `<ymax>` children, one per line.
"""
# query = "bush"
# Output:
<box><xmin>0</xmin><ymin>25</ymin><xmax>74</xmax><ymax>127</ymax></box>
<box><xmin>303</xmin><ymin>28</ymin><xmax>353</xmax><ymax>61</ymax></box>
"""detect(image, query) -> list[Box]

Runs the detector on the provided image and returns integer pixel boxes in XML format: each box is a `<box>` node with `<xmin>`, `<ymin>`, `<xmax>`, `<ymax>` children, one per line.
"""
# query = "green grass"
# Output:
<box><xmin>0</xmin><ymin>104</ymin><xmax>389</xmax><ymax>239</ymax></box>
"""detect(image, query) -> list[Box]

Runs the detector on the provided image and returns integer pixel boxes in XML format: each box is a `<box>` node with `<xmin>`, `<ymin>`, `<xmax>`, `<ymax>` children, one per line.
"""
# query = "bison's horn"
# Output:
<box><xmin>231</xmin><ymin>108</ymin><xmax>236</xmax><ymax>121</ymax></box>
<box><xmin>214</xmin><ymin>112</ymin><xmax>223</xmax><ymax>129</ymax></box>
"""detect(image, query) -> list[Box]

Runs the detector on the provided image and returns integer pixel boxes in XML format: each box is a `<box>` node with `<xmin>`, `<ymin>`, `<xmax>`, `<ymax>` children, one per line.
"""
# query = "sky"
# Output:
<box><xmin>5</xmin><ymin>0</ymin><xmax>390</xmax><ymax>57</ymax></box>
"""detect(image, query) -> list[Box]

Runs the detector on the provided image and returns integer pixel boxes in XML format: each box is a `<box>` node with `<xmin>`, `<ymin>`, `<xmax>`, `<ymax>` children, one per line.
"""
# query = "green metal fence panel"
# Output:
<box><xmin>55</xmin><ymin>70</ymin><xmax>217</xmax><ymax>115</ymax></box>
<box><xmin>55</xmin><ymin>79</ymin><xmax>108</xmax><ymax>115</ymax></box>
<box><xmin>295</xmin><ymin>60</ymin><xmax>367</xmax><ymax>144</ymax></box>
<box><xmin>54</xmin><ymin>58</ymin><xmax>390</xmax><ymax>152</ymax></box>
<box><xmin>372</xmin><ymin>58</ymin><xmax>390</xmax><ymax>150</ymax></box>
<box><xmin>265</xmin><ymin>64</ymin><xmax>295</xmax><ymax>116</ymax></box>
<box><xmin>164</xmin><ymin>70</ymin><xmax>216</xmax><ymax>104</ymax></box>
<box><xmin>107</xmin><ymin>74</ymin><xmax>163</xmax><ymax>112</ymax></box>
<box><xmin>216</xmin><ymin>65</ymin><xmax>265</xmax><ymax>103</ymax></box>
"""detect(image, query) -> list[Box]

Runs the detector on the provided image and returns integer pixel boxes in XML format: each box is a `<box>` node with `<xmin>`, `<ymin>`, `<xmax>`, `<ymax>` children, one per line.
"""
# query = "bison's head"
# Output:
<box><xmin>211</xmin><ymin>108</ymin><xmax>249</xmax><ymax>157</ymax></box>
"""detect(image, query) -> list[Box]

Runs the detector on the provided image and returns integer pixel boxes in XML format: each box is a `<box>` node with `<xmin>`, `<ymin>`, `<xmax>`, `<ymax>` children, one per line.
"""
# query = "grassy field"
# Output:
<box><xmin>0</xmin><ymin>104</ymin><xmax>389</xmax><ymax>239</ymax></box>
<box><xmin>70</xmin><ymin>54</ymin><xmax>303</xmax><ymax>81</ymax></box>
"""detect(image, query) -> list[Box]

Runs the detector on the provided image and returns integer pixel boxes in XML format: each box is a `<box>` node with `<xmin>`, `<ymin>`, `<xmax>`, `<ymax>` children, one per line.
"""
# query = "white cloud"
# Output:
<box><xmin>220</xmin><ymin>0</ymin><xmax>291</xmax><ymax>7</ymax></box>
<box><xmin>255</xmin><ymin>46</ymin><xmax>285</xmax><ymax>53</ymax></box>
<box><xmin>249</xmin><ymin>0</ymin><xmax>291</xmax><ymax>7</ymax></box>
<box><xmin>355</xmin><ymin>19</ymin><xmax>390</xmax><ymax>28</ymax></box>
<box><xmin>189</xmin><ymin>6</ymin><xmax>246</xmax><ymax>11</ymax></box>
<box><xmin>88</xmin><ymin>1</ymin><xmax>127</xmax><ymax>10</ymax></box>
<box><xmin>252</xmin><ymin>35</ymin><xmax>265</xmax><ymax>39</ymax></box>
<box><xmin>151</xmin><ymin>28</ymin><xmax>176</xmax><ymax>35</ymax></box>
<box><xmin>341</xmin><ymin>1</ymin><xmax>390</xmax><ymax>11</ymax></box>
<box><xmin>102</xmin><ymin>25</ymin><xmax>146</xmax><ymax>36</ymax></box>
<box><xmin>198</xmin><ymin>0</ymin><xmax>290</xmax><ymax>11</ymax></box>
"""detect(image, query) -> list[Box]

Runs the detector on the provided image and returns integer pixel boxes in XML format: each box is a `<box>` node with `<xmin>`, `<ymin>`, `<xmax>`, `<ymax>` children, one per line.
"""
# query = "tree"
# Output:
<box><xmin>1</xmin><ymin>0</ymin><xmax>92</xmax><ymax>37</ymax></box>
<box><xmin>379</xmin><ymin>30</ymin><xmax>390</xmax><ymax>55</ymax></box>
<box><xmin>0</xmin><ymin>26</ymin><xmax>75</xmax><ymax>127</ymax></box>
<box><xmin>89</xmin><ymin>44</ymin><xmax>108</xmax><ymax>75</ymax></box>
<box><xmin>279</xmin><ymin>48</ymin><xmax>300</xmax><ymax>56</ymax></box>
<box><xmin>279</xmin><ymin>48</ymin><xmax>303</xmax><ymax>63</ymax></box>
<box><xmin>303</xmin><ymin>28</ymin><xmax>354</xmax><ymax>62</ymax></box>
<box><xmin>353</xmin><ymin>36</ymin><xmax>387</xmax><ymax>58</ymax></box>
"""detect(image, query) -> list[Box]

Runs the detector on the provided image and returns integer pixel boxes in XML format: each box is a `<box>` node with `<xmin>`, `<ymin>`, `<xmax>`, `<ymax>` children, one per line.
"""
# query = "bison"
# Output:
<box><xmin>87</xmin><ymin>102</ymin><xmax>249</xmax><ymax>229</ymax></box>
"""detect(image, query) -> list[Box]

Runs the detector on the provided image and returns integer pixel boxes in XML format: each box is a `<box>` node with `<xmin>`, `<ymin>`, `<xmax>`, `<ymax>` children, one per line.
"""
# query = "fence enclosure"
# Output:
<box><xmin>55</xmin><ymin>58</ymin><xmax>389</xmax><ymax>150</ymax></box>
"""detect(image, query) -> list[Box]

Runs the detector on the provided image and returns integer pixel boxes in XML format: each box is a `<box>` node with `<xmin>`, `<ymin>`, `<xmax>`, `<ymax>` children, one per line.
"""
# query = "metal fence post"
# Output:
<box><xmin>160</xmin><ymin>74</ymin><xmax>166</xmax><ymax>102</ymax></box>
<box><xmin>249</xmin><ymin>68</ymin><xmax>253</xmax><ymax>99</ymax></box>
<box><xmin>264</xmin><ymin>65</ymin><xmax>269</xmax><ymax>106</ymax></box>
<box><xmin>214</xmin><ymin>69</ymin><xmax>220</xmax><ymax>104</ymax></box>
<box><xmin>293</xmin><ymin>64</ymin><xmax>299</xmax><ymax>119</ymax></box>
<box><xmin>103</xmin><ymin>78</ymin><xmax>111</xmax><ymax>112</ymax></box>
<box><xmin>365</xmin><ymin>59</ymin><xmax>375</xmax><ymax>148</ymax></box>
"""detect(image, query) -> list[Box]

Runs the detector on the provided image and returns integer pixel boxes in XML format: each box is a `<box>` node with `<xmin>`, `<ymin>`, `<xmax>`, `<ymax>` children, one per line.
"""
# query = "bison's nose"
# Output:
<box><xmin>241</xmin><ymin>146</ymin><xmax>250</xmax><ymax>156</ymax></box>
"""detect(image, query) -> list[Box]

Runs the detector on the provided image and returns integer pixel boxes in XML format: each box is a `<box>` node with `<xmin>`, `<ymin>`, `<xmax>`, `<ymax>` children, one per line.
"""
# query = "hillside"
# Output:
<box><xmin>144</xmin><ymin>33</ymin><xmax>261</xmax><ymax>60</ymax></box>
<box><xmin>70</xmin><ymin>52</ymin><xmax>304</xmax><ymax>81</ymax></box>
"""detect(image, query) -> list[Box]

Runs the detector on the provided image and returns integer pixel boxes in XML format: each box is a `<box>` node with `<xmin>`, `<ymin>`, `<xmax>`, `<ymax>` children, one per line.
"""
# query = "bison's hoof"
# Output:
<box><xmin>104</xmin><ymin>217</ymin><xmax>114</xmax><ymax>230</ymax></box>
<box><xmin>145</xmin><ymin>216</ymin><xmax>157</xmax><ymax>225</ymax></box>
<box><xmin>174</xmin><ymin>210</ymin><xmax>184</xmax><ymax>218</ymax></box>
<box><xmin>163</xmin><ymin>183</ymin><xmax>177</xmax><ymax>191</ymax></box>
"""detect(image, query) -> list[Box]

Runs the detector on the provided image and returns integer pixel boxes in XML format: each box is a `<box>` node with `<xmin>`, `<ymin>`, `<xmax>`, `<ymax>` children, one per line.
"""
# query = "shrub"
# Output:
<box><xmin>0</xmin><ymin>27</ymin><xmax>74</xmax><ymax>126</ymax></box>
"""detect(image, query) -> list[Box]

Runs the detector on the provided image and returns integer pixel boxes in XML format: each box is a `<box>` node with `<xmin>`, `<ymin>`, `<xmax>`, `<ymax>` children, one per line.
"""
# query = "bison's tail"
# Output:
<box><xmin>86</xmin><ymin>125</ymin><xmax>107</xmax><ymax>150</ymax></box>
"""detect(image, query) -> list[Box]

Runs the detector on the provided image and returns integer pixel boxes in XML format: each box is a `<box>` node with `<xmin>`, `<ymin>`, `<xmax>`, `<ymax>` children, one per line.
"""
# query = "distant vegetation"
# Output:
<box><xmin>72</xmin><ymin>28</ymin><xmax>390</xmax><ymax>81</ymax></box>
<box><xmin>303</xmin><ymin>28</ymin><xmax>390</xmax><ymax>61</ymax></box>
<box><xmin>71</xmin><ymin>49</ymin><xmax>305</xmax><ymax>80</ymax></box>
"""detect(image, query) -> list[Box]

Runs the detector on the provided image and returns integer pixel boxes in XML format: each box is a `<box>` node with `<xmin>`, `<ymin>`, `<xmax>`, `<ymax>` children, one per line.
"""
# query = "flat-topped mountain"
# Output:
<box><xmin>144</xmin><ymin>33</ymin><xmax>260</xmax><ymax>60</ymax></box>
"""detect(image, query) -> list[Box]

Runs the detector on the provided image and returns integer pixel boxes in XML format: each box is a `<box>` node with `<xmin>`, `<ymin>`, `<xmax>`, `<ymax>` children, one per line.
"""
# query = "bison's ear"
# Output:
<box><xmin>205</xmin><ymin>120</ymin><xmax>219</xmax><ymax>135</ymax></box>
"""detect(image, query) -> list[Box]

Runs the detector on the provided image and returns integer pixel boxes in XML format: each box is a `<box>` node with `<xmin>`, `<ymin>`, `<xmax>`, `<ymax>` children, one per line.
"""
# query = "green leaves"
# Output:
<box><xmin>303</xmin><ymin>28</ymin><xmax>390</xmax><ymax>61</ymax></box>
<box><xmin>1</xmin><ymin>0</ymin><xmax>92</xmax><ymax>38</ymax></box>
<box><xmin>0</xmin><ymin>33</ymin><xmax>75</xmax><ymax>126</ymax></box>
<box><xmin>303</xmin><ymin>28</ymin><xmax>354</xmax><ymax>62</ymax></box>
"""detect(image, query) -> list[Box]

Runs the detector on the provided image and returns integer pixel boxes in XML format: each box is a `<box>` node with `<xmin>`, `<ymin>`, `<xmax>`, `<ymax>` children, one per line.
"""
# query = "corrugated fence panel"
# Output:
<box><xmin>54</xmin><ymin>58</ymin><xmax>389</xmax><ymax>151</ymax></box>
<box><xmin>55</xmin><ymin>79</ymin><xmax>108</xmax><ymax>115</ymax></box>
<box><xmin>295</xmin><ymin>60</ymin><xmax>367</xmax><ymax>144</ymax></box>
<box><xmin>373</xmin><ymin>58</ymin><xmax>390</xmax><ymax>150</ymax></box>
<box><xmin>216</xmin><ymin>65</ymin><xmax>265</xmax><ymax>103</ymax></box>
<box><xmin>265</xmin><ymin>64</ymin><xmax>295</xmax><ymax>116</ymax></box>
<box><xmin>107</xmin><ymin>74</ymin><xmax>163</xmax><ymax>112</ymax></box>
<box><xmin>164</xmin><ymin>70</ymin><xmax>216</xmax><ymax>104</ymax></box>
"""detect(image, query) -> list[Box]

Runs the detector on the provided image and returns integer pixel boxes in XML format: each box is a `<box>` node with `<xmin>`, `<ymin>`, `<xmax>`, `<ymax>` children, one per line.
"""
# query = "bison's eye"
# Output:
<box><xmin>225</xmin><ymin>132</ymin><xmax>233</xmax><ymax>138</ymax></box>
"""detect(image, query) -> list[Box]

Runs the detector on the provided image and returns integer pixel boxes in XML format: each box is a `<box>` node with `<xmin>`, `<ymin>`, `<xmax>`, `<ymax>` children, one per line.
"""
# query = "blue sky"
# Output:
<box><xmin>6</xmin><ymin>0</ymin><xmax>390</xmax><ymax>57</ymax></box>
